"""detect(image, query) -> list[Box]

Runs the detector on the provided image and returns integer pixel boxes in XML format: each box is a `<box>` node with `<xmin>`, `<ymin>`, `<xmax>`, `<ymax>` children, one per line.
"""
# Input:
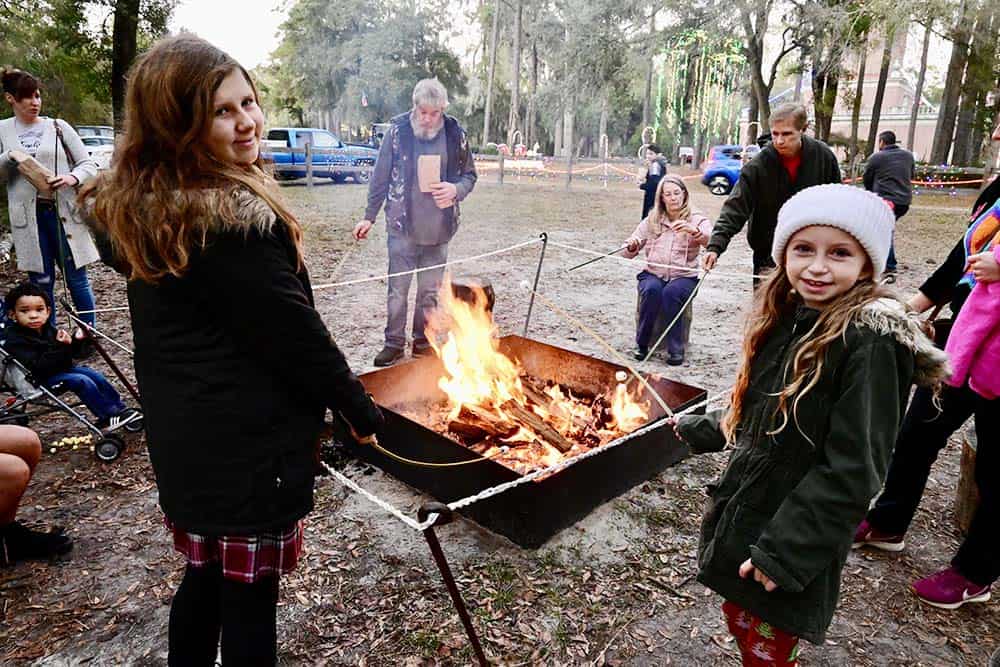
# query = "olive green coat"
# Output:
<box><xmin>677</xmin><ymin>299</ymin><xmax>949</xmax><ymax>644</ymax></box>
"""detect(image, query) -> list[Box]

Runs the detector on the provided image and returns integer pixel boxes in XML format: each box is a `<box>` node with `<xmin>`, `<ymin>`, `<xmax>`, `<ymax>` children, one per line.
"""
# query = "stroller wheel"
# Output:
<box><xmin>124</xmin><ymin>416</ymin><xmax>144</xmax><ymax>433</ymax></box>
<box><xmin>94</xmin><ymin>436</ymin><xmax>125</xmax><ymax>463</ymax></box>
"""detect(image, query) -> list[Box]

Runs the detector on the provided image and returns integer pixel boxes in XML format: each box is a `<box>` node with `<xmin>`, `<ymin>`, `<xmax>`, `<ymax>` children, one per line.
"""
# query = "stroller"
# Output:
<box><xmin>0</xmin><ymin>300</ymin><xmax>143</xmax><ymax>462</ymax></box>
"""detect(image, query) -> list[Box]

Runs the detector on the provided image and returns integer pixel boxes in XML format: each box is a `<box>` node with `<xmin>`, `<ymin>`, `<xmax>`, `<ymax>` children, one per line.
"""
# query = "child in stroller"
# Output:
<box><xmin>0</xmin><ymin>282</ymin><xmax>142</xmax><ymax>461</ymax></box>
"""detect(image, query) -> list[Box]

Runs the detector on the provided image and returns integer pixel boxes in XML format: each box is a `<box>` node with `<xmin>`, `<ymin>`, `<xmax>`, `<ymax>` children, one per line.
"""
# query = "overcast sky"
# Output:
<box><xmin>169</xmin><ymin>0</ymin><xmax>290</xmax><ymax>69</ymax></box>
<box><xmin>166</xmin><ymin>1</ymin><xmax>946</xmax><ymax>93</ymax></box>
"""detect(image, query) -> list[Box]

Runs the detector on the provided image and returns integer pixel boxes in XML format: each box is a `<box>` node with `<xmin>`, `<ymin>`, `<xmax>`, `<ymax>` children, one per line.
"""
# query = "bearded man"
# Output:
<box><xmin>354</xmin><ymin>78</ymin><xmax>478</xmax><ymax>366</ymax></box>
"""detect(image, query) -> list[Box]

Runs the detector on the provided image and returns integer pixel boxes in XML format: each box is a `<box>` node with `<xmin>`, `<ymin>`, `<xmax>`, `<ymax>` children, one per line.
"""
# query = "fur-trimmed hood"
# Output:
<box><xmin>209</xmin><ymin>187</ymin><xmax>277</xmax><ymax>235</ymax></box>
<box><xmin>854</xmin><ymin>297</ymin><xmax>951</xmax><ymax>387</ymax></box>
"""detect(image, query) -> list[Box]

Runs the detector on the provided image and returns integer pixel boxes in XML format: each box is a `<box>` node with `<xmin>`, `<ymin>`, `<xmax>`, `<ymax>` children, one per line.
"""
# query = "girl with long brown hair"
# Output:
<box><xmin>84</xmin><ymin>35</ymin><xmax>382</xmax><ymax>664</ymax></box>
<box><xmin>673</xmin><ymin>184</ymin><xmax>947</xmax><ymax>665</ymax></box>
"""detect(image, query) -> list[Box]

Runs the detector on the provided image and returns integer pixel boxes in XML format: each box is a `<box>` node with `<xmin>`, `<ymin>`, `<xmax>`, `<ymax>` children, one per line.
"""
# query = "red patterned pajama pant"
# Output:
<box><xmin>722</xmin><ymin>600</ymin><xmax>800</xmax><ymax>666</ymax></box>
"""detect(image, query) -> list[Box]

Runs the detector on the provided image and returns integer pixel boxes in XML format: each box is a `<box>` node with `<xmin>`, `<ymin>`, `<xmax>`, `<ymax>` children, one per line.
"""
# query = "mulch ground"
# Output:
<box><xmin>0</xmin><ymin>176</ymin><xmax>994</xmax><ymax>665</ymax></box>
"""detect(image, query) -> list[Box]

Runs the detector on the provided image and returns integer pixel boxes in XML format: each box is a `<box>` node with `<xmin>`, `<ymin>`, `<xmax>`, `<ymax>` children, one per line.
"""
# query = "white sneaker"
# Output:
<box><xmin>106</xmin><ymin>408</ymin><xmax>142</xmax><ymax>433</ymax></box>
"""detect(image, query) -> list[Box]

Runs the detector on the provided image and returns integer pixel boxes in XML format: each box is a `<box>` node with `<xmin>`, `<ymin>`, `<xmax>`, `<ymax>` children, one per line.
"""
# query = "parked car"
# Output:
<box><xmin>81</xmin><ymin>135</ymin><xmax>114</xmax><ymax>170</ymax></box>
<box><xmin>262</xmin><ymin>127</ymin><xmax>377</xmax><ymax>183</ymax></box>
<box><xmin>701</xmin><ymin>144</ymin><xmax>744</xmax><ymax>195</ymax></box>
<box><xmin>76</xmin><ymin>125</ymin><xmax>114</xmax><ymax>139</ymax></box>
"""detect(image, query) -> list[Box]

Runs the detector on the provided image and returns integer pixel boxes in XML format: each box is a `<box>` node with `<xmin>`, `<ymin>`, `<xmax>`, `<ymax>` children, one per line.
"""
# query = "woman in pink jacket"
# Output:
<box><xmin>622</xmin><ymin>174</ymin><xmax>711</xmax><ymax>364</ymax></box>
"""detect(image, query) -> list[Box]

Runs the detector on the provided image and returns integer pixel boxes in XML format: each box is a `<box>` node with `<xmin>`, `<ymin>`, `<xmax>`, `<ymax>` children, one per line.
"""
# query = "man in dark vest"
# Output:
<box><xmin>354</xmin><ymin>78</ymin><xmax>477</xmax><ymax>366</ymax></box>
<box><xmin>703</xmin><ymin>103</ymin><xmax>842</xmax><ymax>282</ymax></box>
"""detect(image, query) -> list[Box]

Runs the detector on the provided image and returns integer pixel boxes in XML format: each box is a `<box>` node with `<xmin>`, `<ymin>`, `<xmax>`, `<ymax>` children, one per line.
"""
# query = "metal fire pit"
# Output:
<box><xmin>346</xmin><ymin>335</ymin><xmax>706</xmax><ymax>548</ymax></box>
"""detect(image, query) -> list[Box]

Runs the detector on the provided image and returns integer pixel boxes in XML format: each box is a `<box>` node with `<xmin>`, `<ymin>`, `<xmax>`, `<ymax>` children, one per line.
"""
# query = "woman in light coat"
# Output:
<box><xmin>1</xmin><ymin>67</ymin><xmax>99</xmax><ymax>326</ymax></box>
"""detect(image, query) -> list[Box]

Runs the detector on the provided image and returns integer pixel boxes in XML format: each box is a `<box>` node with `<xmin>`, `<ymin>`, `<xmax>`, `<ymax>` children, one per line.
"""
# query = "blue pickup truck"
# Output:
<box><xmin>264</xmin><ymin>127</ymin><xmax>378</xmax><ymax>183</ymax></box>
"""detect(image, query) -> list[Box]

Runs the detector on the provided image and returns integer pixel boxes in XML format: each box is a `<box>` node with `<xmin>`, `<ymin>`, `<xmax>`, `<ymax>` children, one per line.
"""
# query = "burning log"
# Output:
<box><xmin>521</xmin><ymin>377</ymin><xmax>592</xmax><ymax>435</ymax></box>
<box><xmin>448</xmin><ymin>404</ymin><xmax>519</xmax><ymax>441</ymax></box>
<box><xmin>500</xmin><ymin>400</ymin><xmax>574</xmax><ymax>453</ymax></box>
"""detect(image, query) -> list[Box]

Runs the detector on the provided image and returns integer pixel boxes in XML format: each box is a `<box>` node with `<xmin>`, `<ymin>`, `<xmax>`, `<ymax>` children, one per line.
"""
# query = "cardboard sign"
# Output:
<box><xmin>9</xmin><ymin>149</ymin><xmax>55</xmax><ymax>198</ymax></box>
<box><xmin>418</xmin><ymin>154</ymin><xmax>441</xmax><ymax>193</ymax></box>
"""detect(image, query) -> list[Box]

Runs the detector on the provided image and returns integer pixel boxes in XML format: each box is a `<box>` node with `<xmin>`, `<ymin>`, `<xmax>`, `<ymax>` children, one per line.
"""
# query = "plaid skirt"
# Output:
<box><xmin>166</xmin><ymin>517</ymin><xmax>304</xmax><ymax>584</ymax></box>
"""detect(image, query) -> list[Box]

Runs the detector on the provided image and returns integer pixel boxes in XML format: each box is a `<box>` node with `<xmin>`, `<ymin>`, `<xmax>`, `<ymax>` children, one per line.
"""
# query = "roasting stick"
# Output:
<box><xmin>370</xmin><ymin>439</ymin><xmax>509</xmax><ymax>468</ymax></box>
<box><xmin>518</xmin><ymin>281</ymin><xmax>674</xmax><ymax>418</ymax></box>
<box><xmin>565</xmin><ymin>243</ymin><xmax>630</xmax><ymax>272</ymax></box>
<box><xmin>327</xmin><ymin>237</ymin><xmax>360</xmax><ymax>283</ymax></box>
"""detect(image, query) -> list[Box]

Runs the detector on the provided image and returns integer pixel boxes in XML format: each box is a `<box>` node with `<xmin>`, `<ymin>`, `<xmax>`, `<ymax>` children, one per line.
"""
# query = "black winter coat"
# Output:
<box><xmin>707</xmin><ymin>135</ymin><xmax>842</xmax><ymax>257</ymax></box>
<box><xmin>677</xmin><ymin>300</ymin><xmax>948</xmax><ymax>643</ymax></box>
<box><xmin>123</xmin><ymin>190</ymin><xmax>383</xmax><ymax>535</ymax></box>
<box><xmin>3</xmin><ymin>322</ymin><xmax>81</xmax><ymax>380</ymax></box>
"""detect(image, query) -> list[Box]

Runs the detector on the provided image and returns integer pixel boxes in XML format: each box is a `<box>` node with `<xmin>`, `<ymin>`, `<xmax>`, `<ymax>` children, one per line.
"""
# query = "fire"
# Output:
<box><xmin>424</xmin><ymin>277</ymin><xmax>651</xmax><ymax>473</ymax></box>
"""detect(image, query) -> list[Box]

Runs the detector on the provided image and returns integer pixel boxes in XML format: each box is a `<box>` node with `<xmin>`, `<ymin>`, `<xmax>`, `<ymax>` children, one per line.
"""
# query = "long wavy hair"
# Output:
<box><xmin>81</xmin><ymin>35</ymin><xmax>301</xmax><ymax>283</ymax></box>
<box><xmin>720</xmin><ymin>263</ymin><xmax>889</xmax><ymax>445</ymax></box>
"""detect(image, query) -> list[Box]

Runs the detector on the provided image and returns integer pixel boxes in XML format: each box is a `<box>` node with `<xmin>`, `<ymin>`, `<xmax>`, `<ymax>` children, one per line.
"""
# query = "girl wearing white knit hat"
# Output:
<box><xmin>671</xmin><ymin>184</ymin><xmax>949</xmax><ymax>664</ymax></box>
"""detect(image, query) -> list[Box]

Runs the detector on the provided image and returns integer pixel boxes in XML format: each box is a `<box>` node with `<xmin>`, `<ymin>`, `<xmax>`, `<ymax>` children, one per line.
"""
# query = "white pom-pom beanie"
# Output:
<box><xmin>771</xmin><ymin>184</ymin><xmax>896</xmax><ymax>276</ymax></box>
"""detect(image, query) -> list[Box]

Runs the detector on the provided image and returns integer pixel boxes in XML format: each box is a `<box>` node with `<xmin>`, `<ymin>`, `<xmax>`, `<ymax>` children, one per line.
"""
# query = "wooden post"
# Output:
<box><xmin>497</xmin><ymin>153</ymin><xmax>505</xmax><ymax>185</ymax></box>
<box><xmin>305</xmin><ymin>142</ymin><xmax>314</xmax><ymax>188</ymax></box>
<box><xmin>954</xmin><ymin>422</ymin><xmax>979</xmax><ymax>534</ymax></box>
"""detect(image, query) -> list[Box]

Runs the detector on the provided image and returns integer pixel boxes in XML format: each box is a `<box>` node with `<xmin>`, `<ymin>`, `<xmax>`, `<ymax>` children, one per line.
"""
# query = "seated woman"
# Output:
<box><xmin>622</xmin><ymin>174</ymin><xmax>711</xmax><ymax>364</ymax></box>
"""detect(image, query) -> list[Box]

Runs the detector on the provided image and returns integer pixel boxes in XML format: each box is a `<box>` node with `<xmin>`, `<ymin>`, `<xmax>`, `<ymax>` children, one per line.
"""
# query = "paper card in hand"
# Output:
<box><xmin>9</xmin><ymin>149</ymin><xmax>55</xmax><ymax>198</ymax></box>
<box><xmin>418</xmin><ymin>154</ymin><xmax>441</xmax><ymax>193</ymax></box>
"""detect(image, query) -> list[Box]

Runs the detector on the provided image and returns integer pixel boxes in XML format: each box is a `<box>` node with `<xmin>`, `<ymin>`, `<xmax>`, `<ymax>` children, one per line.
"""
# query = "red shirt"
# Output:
<box><xmin>780</xmin><ymin>152</ymin><xmax>802</xmax><ymax>183</ymax></box>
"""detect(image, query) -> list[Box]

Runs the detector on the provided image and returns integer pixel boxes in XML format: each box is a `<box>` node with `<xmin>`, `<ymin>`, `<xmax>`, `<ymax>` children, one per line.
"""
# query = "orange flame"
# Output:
<box><xmin>424</xmin><ymin>276</ymin><xmax>650</xmax><ymax>471</ymax></box>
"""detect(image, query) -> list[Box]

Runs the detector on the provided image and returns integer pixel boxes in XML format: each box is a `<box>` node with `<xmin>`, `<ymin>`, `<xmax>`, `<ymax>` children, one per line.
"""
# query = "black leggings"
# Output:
<box><xmin>168</xmin><ymin>563</ymin><xmax>280</xmax><ymax>666</ymax></box>
<box><xmin>867</xmin><ymin>382</ymin><xmax>999</xmax><ymax>586</ymax></box>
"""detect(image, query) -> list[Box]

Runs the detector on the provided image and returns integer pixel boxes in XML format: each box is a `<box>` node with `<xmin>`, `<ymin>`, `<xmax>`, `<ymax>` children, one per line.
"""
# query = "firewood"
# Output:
<box><xmin>521</xmin><ymin>378</ymin><xmax>590</xmax><ymax>434</ymax></box>
<box><xmin>501</xmin><ymin>400</ymin><xmax>574</xmax><ymax>453</ymax></box>
<box><xmin>448</xmin><ymin>404</ymin><xmax>519</xmax><ymax>441</ymax></box>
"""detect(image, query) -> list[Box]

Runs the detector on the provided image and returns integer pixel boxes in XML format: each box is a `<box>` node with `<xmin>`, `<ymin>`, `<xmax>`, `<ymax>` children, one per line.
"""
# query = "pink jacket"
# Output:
<box><xmin>622</xmin><ymin>211</ymin><xmax>712</xmax><ymax>279</ymax></box>
<box><xmin>945</xmin><ymin>245</ymin><xmax>1000</xmax><ymax>399</ymax></box>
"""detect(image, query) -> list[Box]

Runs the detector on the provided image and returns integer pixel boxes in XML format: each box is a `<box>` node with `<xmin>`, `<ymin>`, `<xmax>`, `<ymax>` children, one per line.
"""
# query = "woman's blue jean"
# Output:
<box><xmin>45</xmin><ymin>366</ymin><xmax>125</xmax><ymax>422</ymax></box>
<box><xmin>636</xmin><ymin>271</ymin><xmax>696</xmax><ymax>356</ymax></box>
<box><xmin>28</xmin><ymin>202</ymin><xmax>96</xmax><ymax>327</ymax></box>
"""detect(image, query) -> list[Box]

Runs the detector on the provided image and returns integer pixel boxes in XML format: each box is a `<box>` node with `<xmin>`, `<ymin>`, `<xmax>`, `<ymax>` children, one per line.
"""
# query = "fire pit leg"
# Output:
<box><xmin>522</xmin><ymin>232</ymin><xmax>548</xmax><ymax>337</ymax></box>
<box><xmin>418</xmin><ymin>503</ymin><xmax>490</xmax><ymax>666</ymax></box>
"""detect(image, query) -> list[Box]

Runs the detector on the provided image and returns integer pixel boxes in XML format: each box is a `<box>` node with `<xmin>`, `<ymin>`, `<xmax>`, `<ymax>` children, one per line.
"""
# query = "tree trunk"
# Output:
<box><xmin>483</xmin><ymin>0</ymin><xmax>501</xmax><ymax>146</ymax></box>
<box><xmin>598</xmin><ymin>91</ymin><xmax>609</xmax><ymax>156</ymax></box>
<box><xmin>747</xmin><ymin>86</ymin><xmax>759</xmax><ymax>143</ymax></box>
<box><xmin>931</xmin><ymin>2</ymin><xmax>972</xmax><ymax>164</ymax></box>
<box><xmin>642</xmin><ymin>11</ymin><xmax>655</xmax><ymax>127</ymax></box>
<box><xmin>525</xmin><ymin>39</ymin><xmax>538</xmax><ymax>148</ymax></box>
<box><xmin>848</xmin><ymin>34</ymin><xmax>868</xmax><ymax>167</ymax></box>
<box><xmin>740</xmin><ymin>1</ymin><xmax>772</xmax><ymax>132</ymax></box>
<box><xmin>953</xmin><ymin>6</ymin><xmax>999</xmax><ymax>165</ymax></box>
<box><xmin>111</xmin><ymin>0</ymin><xmax>140</xmax><ymax>133</ymax></box>
<box><xmin>506</xmin><ymin>0</ymin><xmax>523</xmax><ymax>146</ymax></box>
<box><xmin>907</xmin><ymin>22</ymin><xmax>932</xmax><ymax>153</ymax></box>
<box><xmin>554</xmin><ymin>108</ymin><xmax>563</xmax><ymax>157</ymax></box>
<box><xmin>865</xmin><ymin>29</ymin><xmax>894</xmax><ymax>158</ymax></box>
<box><xmin>564</xmin><ymin>100</ymin><xmax>575</xmax><ymax>188</ymax></box>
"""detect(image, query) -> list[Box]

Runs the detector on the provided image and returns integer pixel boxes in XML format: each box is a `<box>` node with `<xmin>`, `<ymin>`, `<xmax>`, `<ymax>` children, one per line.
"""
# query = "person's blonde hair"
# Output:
<box><xmin>649</xmin><ymin>174</ymin><xmax>691</xmax><ymax>226</ymax></box>
<box><xmin>721</xmin><ymin>262</ymin><xmax>888</xmax><ymax>445</ymax></box>
<box><xmin>81</xmin><ymin>34</ymin><xmax>302</xmax><ymax>283</ymax></box>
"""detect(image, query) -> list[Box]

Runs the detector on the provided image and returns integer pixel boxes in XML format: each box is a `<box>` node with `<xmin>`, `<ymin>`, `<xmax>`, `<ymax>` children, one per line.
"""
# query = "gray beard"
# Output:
<box><xmin>410</xmin><ymin>112</ymin><xmax>444</xmax><ymax>140</ymax></box>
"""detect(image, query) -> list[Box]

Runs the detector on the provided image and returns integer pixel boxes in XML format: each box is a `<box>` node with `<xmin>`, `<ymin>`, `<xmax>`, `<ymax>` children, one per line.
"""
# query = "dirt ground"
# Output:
<box><xmin>0</xmin><ymin>172</ymin><xmax>995</xmax><ymax>666</ymax></box>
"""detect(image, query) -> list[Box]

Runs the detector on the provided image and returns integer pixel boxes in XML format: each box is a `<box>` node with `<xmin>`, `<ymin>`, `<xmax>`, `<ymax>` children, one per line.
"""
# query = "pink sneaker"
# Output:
<box><xmin>852</xmin><ymin>519</ymin><xmax>905</xmax><ymax>552</ymax></box>
<box><xmin>913</xmin><ymin>567</ymin><xmax>991</xmax><ymax>610</ymax></box>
